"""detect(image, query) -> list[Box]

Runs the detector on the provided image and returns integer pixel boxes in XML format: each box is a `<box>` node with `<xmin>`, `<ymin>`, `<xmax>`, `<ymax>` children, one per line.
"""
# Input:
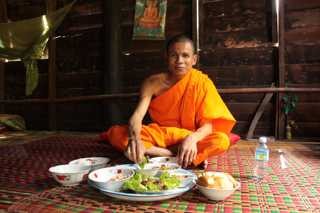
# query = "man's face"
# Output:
<box><xmin>167</xmin><ymin>41</ymin><xmax>197</xmax><ymax>79</ymax></box>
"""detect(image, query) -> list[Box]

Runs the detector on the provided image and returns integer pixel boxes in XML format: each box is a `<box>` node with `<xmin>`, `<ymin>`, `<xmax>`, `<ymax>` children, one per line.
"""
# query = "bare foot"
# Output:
<box><xmin>145</xmin><ymin>146</ymin><xmax>174</xmax><ymax>157</ymax></box>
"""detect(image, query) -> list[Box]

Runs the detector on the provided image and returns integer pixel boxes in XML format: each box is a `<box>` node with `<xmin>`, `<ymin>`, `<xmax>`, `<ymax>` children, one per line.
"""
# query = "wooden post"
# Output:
<box><xmin>47</xmin><ymin>0</ymin><xmax>57</xmax><ymax>130</ymax></box>
<box><xmin>266</xmin><ymin>0</ymin><xmax>278</xmax><ymax>43</ymax></box>
<box><xmin>103</xmin><ymin>1</ymin><xmax>121</xmax><ymax>126</ymax></box>
<box><xmin>268</xmin><ymin>0</ymin><xmax>280</xmax><ymax>138</ymax></box>
<box><xmin>0</xmin><ymin>61</ymin><xmax>4</xmax><ymax>113</ymax></box>
<box><xmin>276</xmin><ymin>0</ymin><xmax>286</xmax><ymax>139</ymax></box>
<box><xmin>247</xmin><ymin>92</ymin><xmax>274</xmax><ymax>139</ymax></box>
<box><xmin>192</xmin><ymin>0</ymin><xmax>199</xmax><ymax>54</ymax></box>
<box><xmin>0</xmin><ymin>0</ymin><xmax>8</xmax><ymax>113</ymax></box>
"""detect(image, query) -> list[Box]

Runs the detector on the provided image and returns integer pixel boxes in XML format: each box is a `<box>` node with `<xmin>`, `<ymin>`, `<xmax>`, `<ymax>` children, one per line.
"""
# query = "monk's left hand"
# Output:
<box><xmin>178</xmin><ymin>135</ymin><xmax>198</xmax><ymax>168</ymax></box>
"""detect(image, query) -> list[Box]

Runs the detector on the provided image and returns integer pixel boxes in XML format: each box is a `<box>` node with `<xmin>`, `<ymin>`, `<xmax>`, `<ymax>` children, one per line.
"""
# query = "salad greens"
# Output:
<box><xmin>122</xmin><ymin>171</ymin><xmax>181</xmax><ymax>193</ymax></box>
<box><xmin>138</xmin><ymin>156</ymin><xmax>149</xmax><ymax>169</ymax></box>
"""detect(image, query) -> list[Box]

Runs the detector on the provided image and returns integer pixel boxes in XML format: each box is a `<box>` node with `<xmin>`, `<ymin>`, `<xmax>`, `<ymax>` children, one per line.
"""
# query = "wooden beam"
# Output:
<box><xmin>271</xmin><ymin>0</ymin><xmax>278</xmax><ymax>43</ymax></box>
<box><xmin>104</xmin><ymin>1</ymin><xmax>121</xmax><ymax>125</ymax></box>
<box><xmin>192</xmin><ymin>0</ymin><xmax>199</xmax><ymax>53</ymax></box>
<box><xmin>0</xmin><ymin>61</ymin><xmax>4</xmax><ymax>113</ymax></box>
<box><xmin>246</xmin><ymin>92</ymin><xmax>274</xmax><ymax>139</ymax></box>
<box><xmin>0</xmin><ymin>0</ymin><xmax>7</xmax><ymax>113</ymax></box>
<box><xmin>276</xmin><ymin>0</ymin><xmax>286</xmax><ymax>139</ymax></box>
<box><xmin>47</xmin><ymin>0</ymin><xmax>57</xmax><ymax>130</ymax></box>
<box><xmin>0</xmin><ymin>0</ymin><xmax>7</xmax><ymax>21</ymax></box>
<box><xmin>265</xmin><ymin>0</ymin><xmax>277</xmax><ymax>43</ymax></box>
<box><xmin>1</xmin><ymin>87</ymin><xmax>320</xmax><ymax>104</ymax></box>
<box><xmin>219</xmin><ymin>87</ymin><xmax>320</xmax><ymax>94</ymax></box>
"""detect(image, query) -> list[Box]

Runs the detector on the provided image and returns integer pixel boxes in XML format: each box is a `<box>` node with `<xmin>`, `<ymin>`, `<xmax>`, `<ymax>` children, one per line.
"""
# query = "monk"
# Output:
<box><xmin>101</xmin><ymin>34</ymin><xmax>236</xmax><ymax>168</ymax></box>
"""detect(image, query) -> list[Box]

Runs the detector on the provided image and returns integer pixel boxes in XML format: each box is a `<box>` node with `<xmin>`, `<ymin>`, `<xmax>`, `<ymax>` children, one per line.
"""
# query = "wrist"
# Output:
<box><xmin>188</xmin><ymin>132</ymin><xmax>200</xmax><ymax>141</ymax></box>
<box><xmin>186</xmin><ymin>134</ymin><xmax>199</xmax><ymax>144</ymax></box>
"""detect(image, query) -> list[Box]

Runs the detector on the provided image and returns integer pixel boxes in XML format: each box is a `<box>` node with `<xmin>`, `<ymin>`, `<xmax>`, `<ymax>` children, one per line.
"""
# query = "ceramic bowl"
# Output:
<box><xmin>88</xmin><ymin>165</ymin><xmax>135</xmax><ymax>191</ymax></box>
<box><xmin>49</xmin><ymin>164</ymin><xmax>90</xmax><ymax>186</ymax></box>
<box><xmin>136</xmin><ymin>162</ymin><xmax>181</xmax><ymax>176</ymax></box>
<box><xmin>196</xmin><ymin>172</ymin><xmax>240</xmax><ymax>201</ymax></box>
<box><xmin>149</xmin><ymin>157</ymin><xmax>178</xmax><ymax>164</ymax></box>
<box><xmin>69</xmin><ymin>157</ymin><xmax>110</xmax><ymax>171</ymax></box>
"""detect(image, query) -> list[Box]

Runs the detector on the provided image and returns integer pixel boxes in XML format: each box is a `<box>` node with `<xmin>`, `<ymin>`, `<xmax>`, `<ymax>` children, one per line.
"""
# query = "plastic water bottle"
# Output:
<box><xmin>253</xmin><ymin>136</ymin><xmax>269</xmax><ymax>179</ymax></box>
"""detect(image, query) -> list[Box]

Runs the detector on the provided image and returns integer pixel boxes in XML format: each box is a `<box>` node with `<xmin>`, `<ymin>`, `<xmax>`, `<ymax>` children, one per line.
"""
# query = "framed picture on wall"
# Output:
<box><xmin>133</xmin><ymin>0</ymin><xmax>167</xmax><ymax>40</ymax></box>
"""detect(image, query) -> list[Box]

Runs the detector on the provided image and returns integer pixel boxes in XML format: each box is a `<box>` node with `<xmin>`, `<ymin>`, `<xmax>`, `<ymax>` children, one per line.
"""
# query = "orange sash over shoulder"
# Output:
<box><xmin>101</xmin><ymin>68</ymin><xmax>236</xmax><ymax>166</ymax></box>
<box><xmin>149</xmin><ymin>68</ymin><xmax>235</xmax><ymax>133</ymax></box>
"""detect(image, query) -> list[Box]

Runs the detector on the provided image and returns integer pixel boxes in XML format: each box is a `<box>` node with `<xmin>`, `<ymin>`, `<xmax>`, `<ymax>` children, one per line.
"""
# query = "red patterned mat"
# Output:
<box><xmin>1</xmin><ymin>136</ymin><xmax>320</xmax><ymax>212</ymax></box>
<box><xmin>0</xmin><ymin>135</ymin><xmax>127</xmax><ymax>210</ymax></box>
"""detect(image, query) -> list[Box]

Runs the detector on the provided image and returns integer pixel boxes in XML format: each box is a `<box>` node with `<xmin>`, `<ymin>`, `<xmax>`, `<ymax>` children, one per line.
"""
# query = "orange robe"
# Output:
<box><xmin>101</xmin><ymin>68</ymin><xmax>236</xmax><ymax>166</ymax></box>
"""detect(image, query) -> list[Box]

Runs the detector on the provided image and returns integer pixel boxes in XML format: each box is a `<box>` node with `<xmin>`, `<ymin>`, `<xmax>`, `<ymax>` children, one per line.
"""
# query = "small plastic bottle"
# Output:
<box><xmin>253</xmin><ymin>136</ymin><xmax>269</xmax><ymax>179</ymax></box>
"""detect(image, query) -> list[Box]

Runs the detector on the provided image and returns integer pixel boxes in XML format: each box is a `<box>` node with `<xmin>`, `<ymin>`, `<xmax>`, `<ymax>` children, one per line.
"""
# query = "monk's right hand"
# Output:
<box><xmin>127</xmin><ymin>115</ymin><xmax>145</xmax><ymax>163</ymax></box>
<box><xmin>126</xmin><ymin>124</ymin><xmax>145</xmax><ymax>163</ymax></box>
<box><xmin>126</xmin><ymin>138</ymin><xmax>145</xmax><ymax>163</ymax></box>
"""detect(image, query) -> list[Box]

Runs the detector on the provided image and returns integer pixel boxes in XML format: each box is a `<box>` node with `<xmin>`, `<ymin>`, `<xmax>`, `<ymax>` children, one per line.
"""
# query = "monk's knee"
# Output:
<box><xmin>104</xmin><ymin>125</ymin><xmax>129</xmax><ymax>151</ymax></box>
<box><xmin>211</xmin><ymin>131</ymin><xmax>230</xmax><ymax>152</ymax></box>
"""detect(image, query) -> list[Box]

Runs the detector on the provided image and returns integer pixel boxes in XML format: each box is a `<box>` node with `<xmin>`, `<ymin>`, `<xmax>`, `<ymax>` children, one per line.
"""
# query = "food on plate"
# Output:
<box><xmin>136</xmin><ymin>162</ymin><xmax>180</xmax><ymax>177</ymax></box>
<box><xmin>197</xmin><ymin>172</ymin><xmax>236</xmax><ymax>190</ymax></box>
<box><xmin>147</xmin><ymin>163</ymin><xmax>180</xmax><ymax>171</ymax></box>
<box><xmin>122</xmin><ymin>171</ymin><xmax>181</xmax><ymax>193</ymax></box>
<box><xmin>138</xmin><ymin>156</ymin><xmax>149</xmax><ymax>169</ymax></box>
<box><xmin>149</xmin><ymin>157</ymin><xmax>178</xmax><ymax>164</ymax></box>
<box><xmin>161</xmin><ymin>164</ymin><xmax>179</xmax><ymax>170</ymax></box>
<box><xmin>109</xmin><ymin>169</ymin><xmax>131</xmax><ymax>181</ymax></box>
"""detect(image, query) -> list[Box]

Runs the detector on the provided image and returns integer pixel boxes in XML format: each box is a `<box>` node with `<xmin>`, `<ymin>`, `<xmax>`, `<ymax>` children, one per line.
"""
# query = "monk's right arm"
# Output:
<box><xmin>127</xmin><ymin>78</ymin><xmax>154</xmax><ymax>163</ymax></box>
<box><xmin>128</xmin><ymin>94</ymin><xmax>152</xmax><ymax>136</ymax></box>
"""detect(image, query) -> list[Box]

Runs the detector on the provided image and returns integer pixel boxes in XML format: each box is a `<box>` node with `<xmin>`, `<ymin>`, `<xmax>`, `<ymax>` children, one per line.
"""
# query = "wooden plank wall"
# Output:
<box><xmin>284</xmin><ymin>0</ymin><xmax>320</xmax><ymax>139</ymax></box>
<box><xmin>54</xmin><ymin>0</ymin><xmax>105</xmax><ymax>131</ymax></box>
<box><xmin>199</xmin><ymin>0</ymin><xmax>276</xmax><ymax>137</ymax></box>
<box><xmin>1</xmin><ymin>0</ymin><xmax>192</xmax><ymax>131</ymax></box>
<box><xmin>120</xmin><ymin>0</ymin><xmax>191</xmax><ymax>93</ymax></box>
<box><xmin>0</xmin><ymin>0</ymin><xmax>7</xmax><ymax>113</ymax></box>
<box><xmin>1</xmin><ymin>0</ymin><xmax>319</xmax><ymax>139</ymax></box>
<box><xmin>3</xmin><ymin>0</ymin><xmax>106</xmax><ymax>131</ymax></box>
<box><xmin>103</xmin><ymin>0</ymin><xmax>192</xmax><ymax>125</ymax></box>
<box><xmin>4</xmin><ymin>0</ymin><xmax>48</xmax><ymax>129</ymax></box>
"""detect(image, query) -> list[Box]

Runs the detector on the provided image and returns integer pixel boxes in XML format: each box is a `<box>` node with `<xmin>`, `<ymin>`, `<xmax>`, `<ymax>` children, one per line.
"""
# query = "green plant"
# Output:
<box><xmin>282</xmin><ymin>94</ymin><xmax>298</xmax><ymax>139</ymax></box>
<box><xmin>282</xmin><ymin>94</ymin><xmax>298</xmax><ymax>115</ymax></box>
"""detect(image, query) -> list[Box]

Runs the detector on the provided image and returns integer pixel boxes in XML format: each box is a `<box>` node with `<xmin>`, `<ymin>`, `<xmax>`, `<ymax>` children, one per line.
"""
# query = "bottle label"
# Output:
<box><xmin>255</xmin><ymin>149</ymin><xmax>269</xmax><ymax>161</ymax></box>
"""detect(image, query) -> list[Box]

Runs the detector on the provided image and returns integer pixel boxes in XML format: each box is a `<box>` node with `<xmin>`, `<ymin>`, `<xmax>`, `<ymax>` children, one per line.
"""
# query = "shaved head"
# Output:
<box><xmin>166</xmin><ymin>34</ymin><xmax>195</xmax><ymax>54</ymax></box>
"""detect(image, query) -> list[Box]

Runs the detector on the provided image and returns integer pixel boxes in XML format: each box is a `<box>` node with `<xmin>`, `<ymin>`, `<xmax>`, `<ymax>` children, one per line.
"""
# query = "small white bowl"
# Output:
<box><xmin>49</xmin><ymin>164</ymin><xmax>90</xmax><ymax>186</ymax></box>
<box><xmin>88</xmin><ymin>165</ymin><xmax>135</xmax><ymax>191</ymax></box>
<box><xmin>197</xmin><ymin>172</ymin><xmax>240</xmax><ymax>201</ymax></box>
<box><xmin>69</xmin><ymin>157</ymin><xmax>110</xmax><ymax>171</ymax></box>
<box><xmin>136</xmin><ymin>162</ymin><xmax>181</xmax><ymax>176</ymax></box>
<box><xmin>149</xmin><ymin>157</ymin><xmax>178</xmax><ymax>164</ymax></box>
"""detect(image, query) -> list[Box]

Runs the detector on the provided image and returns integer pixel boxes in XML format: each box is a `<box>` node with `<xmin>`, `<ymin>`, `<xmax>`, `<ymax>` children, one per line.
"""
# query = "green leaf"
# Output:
<box><xmin>138</xmin><ymin>156</ymin><xmax>149</xmax><ymax>169</ymax></box>
<box><xmin>122</xmin><ymin>171</ymin><xmax>181</xmax><ymax>193</ymax></box>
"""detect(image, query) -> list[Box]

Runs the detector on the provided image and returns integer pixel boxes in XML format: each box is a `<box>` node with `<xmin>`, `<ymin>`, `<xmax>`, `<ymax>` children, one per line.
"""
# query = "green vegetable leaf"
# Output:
<box><xmin>121</xmin><ymin>171</ymin><xmax>181</xmax><ymax>193</ymax></box>
<box><xmin>138</xmin><ymin>156</ymin><xmax>149</xmax><ymax>169</ymax></box>
<box><xmin>159</xmin><ymin>172</ymin><xmax>180</xmax><ymax>190</ymax></box>
<box><xmin>122</xmin><ymin>173</ymin><xmax>148</xmax><ymax>192</ymax></box>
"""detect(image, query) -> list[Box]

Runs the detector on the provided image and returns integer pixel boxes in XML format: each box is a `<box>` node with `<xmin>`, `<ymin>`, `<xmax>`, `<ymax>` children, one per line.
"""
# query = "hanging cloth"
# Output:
<box><xmin>0</xmin><ymin>1</ymin><xmax>75</xmax><ymax>95</ymax></box>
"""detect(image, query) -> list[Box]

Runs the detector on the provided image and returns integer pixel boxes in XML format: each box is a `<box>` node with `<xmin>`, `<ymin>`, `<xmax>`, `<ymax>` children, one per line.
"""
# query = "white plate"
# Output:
<box><xmin>69</xmin><ymin>157</ymin><xmax>110</xmax><ymax>171</ymax></box>
<box><xmin>90</xmin><ymin>168</ymin><xmax>196</xmax><ymax>202</ymax></box>
<box><xmin>99</xmin><ymin>188</ymin><xmax>189</xmax><ymax>202</ymax></box>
